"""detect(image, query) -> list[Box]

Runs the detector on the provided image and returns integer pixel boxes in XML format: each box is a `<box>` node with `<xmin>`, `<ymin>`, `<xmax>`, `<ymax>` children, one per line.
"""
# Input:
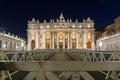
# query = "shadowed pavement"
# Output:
<box><xmin>46</xmin><ymin>52</ymin><xmax>73</xmax><ymax>61</ymax></box>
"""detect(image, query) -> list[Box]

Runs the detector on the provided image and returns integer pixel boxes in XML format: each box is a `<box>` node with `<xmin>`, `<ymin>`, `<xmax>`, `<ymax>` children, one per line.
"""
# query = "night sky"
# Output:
<box><xmin>0</xmin><ymin>0</ymin><xmax>120</xmax><ymax>39</ymax></box>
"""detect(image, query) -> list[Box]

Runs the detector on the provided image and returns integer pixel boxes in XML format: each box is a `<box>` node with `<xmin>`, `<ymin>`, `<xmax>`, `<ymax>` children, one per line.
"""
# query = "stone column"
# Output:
<box><xmin>50</xmin><ymin>32</ymin><xmax>52</xmax><ymax>49</ymax></box>
<box><xmin>67</xmin><ymin>33</ymin><xmax>69</xmax><ymax>49</ymax></box>
<box><xmin>56</xmin><ymin>32</ymin><xmax>59</xmax><ymax>49</ymax></box>
<box><xmin>50</xmin><ymin>34</ymin><xmax>52</xmax><ymax>49</ymax></box>
<box><xmin>69</xmin><ymin>32</ymin><xmax>72</xmax><ymax>49</ymax></box>
<box><xmin>83</xmin><ymin>30</ymin><xmax>87</xmax><ymax>49</ymax></box>
<box><xmin>118</xmin><ymin>41</ymin><xmax>120</xmax><ymax>51</ymax></box>
<box><xmin>63</xmin><ymin>33</ymin><xmax>65</xmax><ymax>49</ymax></box>
<box><xmin>43</xmin><ymin>33</ymin><xmax>46</xmax><ymax>49</ymax></box>
<box><xmin>5</xmin><ymin>41</ymin><xmax>7</xmax><ymax>50</ymax></box>
<box><xmin>1</xmin><ymin>40</ymin><xmax>3</xmax><ymax>50</ymax></box>
<box><xmin>53</xmin><ymin>33</ymin><xmax>55</xmax><ymax>49</ymax></box>
<box><xmin>92</xmin><ymin>32</ymin><xmax>95</xmax><ymax>50</ymax></box>
<box><xmin>12</xmin><ymin>43</ymin><xmax>14</xmax><ymax>50</ymax></box>
<box><xmin>76</xmin><ymin>33</ymin><xmax>79</xmax><ymax>49</ymax></box>
<box><xmin>27</xmin><ymin>31</ymin><xmax>31</xmax><ymax>50</ymax></box>
<box><xmin>51</xmin><ymin>32</ymin><xmax>54</xmax><ymax>49</ymax></box>
<box><xmin>36</xmin><ymin>31</ymin><xmax>39</xmax><ymax>49</ymax></box>
<box><xmin>38</xmin><ymin>31</ymin><xmax>40</xmax><ymax>49</ymax></box>
<box><xmin>7</xmin><ymin>42</ymin><xmax>10</xmax><ymax>51</ymax></box>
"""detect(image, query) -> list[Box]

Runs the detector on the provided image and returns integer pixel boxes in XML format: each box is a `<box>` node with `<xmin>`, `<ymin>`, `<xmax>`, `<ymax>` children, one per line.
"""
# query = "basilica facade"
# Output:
<box><xmin>27</xmin><ymin>13</ymin><xmax>95</xmax><ymax>50</ymax></box>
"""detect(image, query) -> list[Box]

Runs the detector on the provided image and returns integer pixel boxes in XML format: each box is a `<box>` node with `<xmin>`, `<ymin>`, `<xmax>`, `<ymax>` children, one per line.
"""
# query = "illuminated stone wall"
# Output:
<box><xmin>96</xmin><ymin>16</ymin><xmax>120</xmax><ymax>51</ymax></box>
<box><xmin>0</xmin><ymin>32</ymin><xmax>26</xmax><ymax>51</ymax></box>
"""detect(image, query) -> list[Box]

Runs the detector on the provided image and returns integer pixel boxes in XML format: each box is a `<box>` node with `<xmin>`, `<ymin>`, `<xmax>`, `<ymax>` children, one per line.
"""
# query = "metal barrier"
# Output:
<box><xmin>1</xmin><ymin>49</ymin><xmax>120</xmax><ymax>80</ymax></box>
<box><xmin>0</xmin><ymin>49</ymin><xmax>56</xmax><ymax>80</ymax></box>
<box><xmin>0</xmin><ymin>49</ymin><xmax>56</xmax><ymax>61</ymax></box>
<box><xmin>64</xmin><ymin>49</ymin><xmax>120</xmax><ymax>80</ymax></box>
<box><xmin>64</xmin><ymin>49</ymin><xmax>120</xmax><ymax>61</ymax></box>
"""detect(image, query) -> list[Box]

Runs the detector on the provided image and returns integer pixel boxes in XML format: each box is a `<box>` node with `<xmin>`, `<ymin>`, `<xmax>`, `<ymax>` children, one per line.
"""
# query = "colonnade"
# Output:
<box><xmin>30</xmin><ymin>31</ymin><xmax>95</xmax><ymax>50</ymax></box>
<box><xmin>0</xmin><ymin>40</ymin><xmax>23</xmax><ymax>51</ymax></box>
<box><xmin>39</xmin><ymin>32</ymin><xmax>94</xmax><ymax>49</ymax></box>
<box><xmin>34</xmin><ymin>32</ymin><xmax>78</xmax><ymax>49</ymax></box>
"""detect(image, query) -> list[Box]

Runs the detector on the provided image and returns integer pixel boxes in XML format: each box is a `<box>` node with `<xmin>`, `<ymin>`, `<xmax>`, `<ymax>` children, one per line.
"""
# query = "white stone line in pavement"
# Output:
<box><xmin>23</xmin><ymin>72</ymin><xmax>36</xmax><ymax>80</ymax></box>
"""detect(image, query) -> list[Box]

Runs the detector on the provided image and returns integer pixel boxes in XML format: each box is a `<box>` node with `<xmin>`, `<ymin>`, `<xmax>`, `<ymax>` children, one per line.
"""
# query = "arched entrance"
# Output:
<box><xmin>87</xmin><ymin>39</ymin><xmax>91</xmax><ymax>49</ymax></box>
<box><xmin>58</xmin><ymin>32</ymin><xmax>65</xmax><ymax>49</ymax></box>
<box><xmin>46</xmin><ymin>41</ymin><xmax>50</xmax><ymax>49</ymax></box>
<box><xmin>31</xmin><ymin>40</ymin><xmax>35</xmax><ymax>50</ymax></box>
<box><xmin>59</xmin><ymin>42</ymin><xmax>63</xmax><ymax>49</ymax></box>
